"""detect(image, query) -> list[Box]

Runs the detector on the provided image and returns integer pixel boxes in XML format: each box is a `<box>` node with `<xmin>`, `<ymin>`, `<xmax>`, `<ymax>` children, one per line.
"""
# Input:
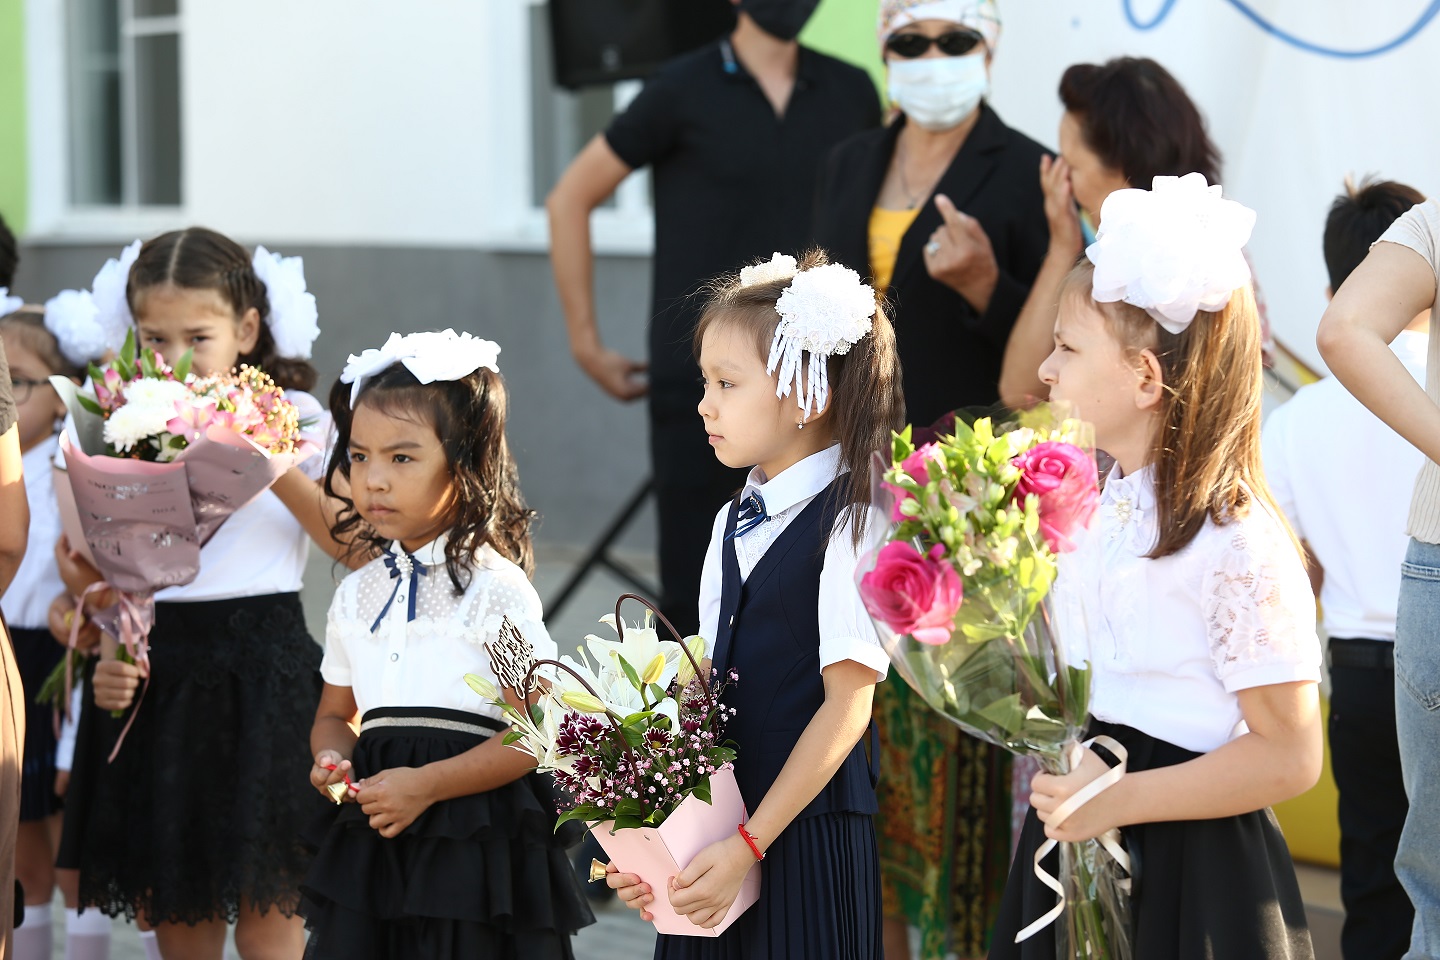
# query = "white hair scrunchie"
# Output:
<box><xmin>340</xmin><ymin>329</ymin><xmax>502</xmax><ymax>406</ymax></box>
<box><xmin>759</xmin><ymin>257</ymin><xmax>877</xmax><ymax>421</ymax></box>
<box><xmin>251</xmin><ymin>246</ymin><xmax>321</xmax><ymax>360</ymax></box>
<box><xmin>43</xmin><ymin>289</ymin><xmax>111</xmax><ymax>368</ymax></box>
<box><xmin>89</xmin><ymin>240</ymin><xmax>142</xmax><ymax>352</ymax></box>
<box><xmin>1086</xmin><ymin>173</ymin><xmax>1256</xmax><ymax>334</ymax></box>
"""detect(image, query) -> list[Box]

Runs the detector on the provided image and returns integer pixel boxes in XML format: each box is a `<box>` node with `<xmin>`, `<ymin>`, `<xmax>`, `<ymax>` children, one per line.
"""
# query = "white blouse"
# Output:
<box><xmin>156</xmin><ymin>390</ymin><xmax>330</xmax><ymax>603</ymax></box>
<box><xmin>1068</xmin><ymin>466</ymin><xmax>1322</xmax><ymax>754</ymax></box>
<box><xmin>697</xmin><ymin>444</ymin><xmax>890</xmax><ymax>683</ymax></box>
<box><xmin>2</xmin><ymin>434</ymin><xmax>66</xmax><ymax>629</ymax></box>
<box><xmin>320</xmin><ymin>534</ymin><xmax>558</xmax><ymax>719</ymax></box>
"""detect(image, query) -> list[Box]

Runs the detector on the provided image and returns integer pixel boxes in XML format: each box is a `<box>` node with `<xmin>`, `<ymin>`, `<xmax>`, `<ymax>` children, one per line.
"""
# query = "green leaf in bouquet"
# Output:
<box><xmin>614</xmin><ymin>797</ymin><xmax>644</xmax><ymax>819</ymax></box>
<box><xmin>707</xmin><ymin>747</ymin><xmax>737</xmax><ymax>765</ymax></box>
<box><xmin>613</xmin><ymin>815</ymin><xmax>644</xmax><ymax>831</ymax></box>
<box><xmin>503</xmin><ymin>731</ymin><xmax>523</xmax><ymax>745</ymax></box>
<box><xmin>621</xmin><ymin>711</ymin><xmax>652</xmax><ymax>727</ymax></box>
<box><xmin>173</xmin><ymin>349</ymin><xmax>193</xmax><ymax>383</ymax></box>
<box><xmin>975</xmin><ymin>692</ymin><xmax>1025</xmax><ymax>735</ymax></box>
<box><xmin>529</xmin><ymin>703</ymin><xmax>546</xmax><ymax>726</ymax></box>
<box><xmin>619</xmin><ymin>725</ymin><xmax>644</xmax><ymax>748</ymax></box>
<box><xmin>618</xmin><ymin>654</ymin><xmax>643</xmax><ymax>692</ymax></box>
<box><xmin>556</xmin><ymin>805</ymin><xmax>602</xmax><ymax>829</ymax></box>
<box><xmin>891</xmin><ymin>426</ymin><xmax>915</xmax><ymax>463</ymax></box>
<box><xmin>692</xmin><ymin>776</ymin><xmax>713</xmax><ymax>805</ymax></box>
<box><xmin>647</xmin><ymin>683</ymin><xmax>667</xmax><ymax>706</ymax></box>
<box><xmin>76</xmin><ymin>393</ymin><xmax>103</xmax><ymax>416</ymax></box>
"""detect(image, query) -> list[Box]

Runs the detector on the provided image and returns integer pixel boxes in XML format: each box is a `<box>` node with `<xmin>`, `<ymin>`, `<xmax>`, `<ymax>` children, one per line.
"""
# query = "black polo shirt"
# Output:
<box><xmin>605</xmin><ymin>40</ymin><xmax>880</xmax><ymax>402</ymax></box>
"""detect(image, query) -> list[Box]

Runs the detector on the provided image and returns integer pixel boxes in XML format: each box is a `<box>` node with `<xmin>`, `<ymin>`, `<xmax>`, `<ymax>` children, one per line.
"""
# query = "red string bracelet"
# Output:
<box><xmin>737</xmin><ymin>823</ymin><xmax>765</xmax><ymax>861</ymax></box>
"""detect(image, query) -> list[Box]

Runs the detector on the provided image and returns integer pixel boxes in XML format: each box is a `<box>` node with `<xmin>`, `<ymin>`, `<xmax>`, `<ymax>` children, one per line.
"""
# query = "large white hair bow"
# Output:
<box><xmin>43</xmin><ymin>289</ymin><xmax>112</xmax><ymax>367</ymax></box>
<box><xmin>757</xmin><ymin>256</ymin><xmax>876</xmax><ymax>421</ymax></box>
<box><xmin>340</xmin><ymin>328</ymin><xmax>501</xmax><ymax>406</ymax></box>
<box><xmin>1086</xmin><ymin>173</ymin><xmax>1256</xmax><ymax>334</ymax></box>
<box><xmin>251</xmin><ymin>246</ymin><xmax>321</xmax><ymax>360</ymax></box>
<box><xmin>90</xmin><ymin>240</ymin><xmax>142</xmax><ymax>349</ymax></box>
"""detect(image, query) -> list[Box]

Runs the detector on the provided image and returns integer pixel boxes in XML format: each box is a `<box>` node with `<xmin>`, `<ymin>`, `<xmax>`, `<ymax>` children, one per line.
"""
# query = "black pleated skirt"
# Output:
<box><xmin>11</xmin><ymin>626</ymin><xmax>64</xmax><ymax>822</ymax></box>
<box><xmin>989</xmin><ymin>720</ymin><xmax>1315</xmax><ymax>960</ymax></box>
<box><xmin>654</xmin><ymin>811</ymin><xmax>883</xmax><ymax>960</ymax></box>
<box><xmin>57</xmin><ymin>593</ymin><xmax>325</xmax><ymax>925</ymax></box>
<box><xmin>299</xmin><ymin>706</ymin><xmax>594</xmax><ymax>960</ymax></box>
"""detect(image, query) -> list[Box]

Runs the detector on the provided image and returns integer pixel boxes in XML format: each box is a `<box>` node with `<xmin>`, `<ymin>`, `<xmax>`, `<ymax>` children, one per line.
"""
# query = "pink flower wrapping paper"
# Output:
<box><xmin>589</xmin><ymin>766</ymin><xmax>760</xmax><ymax>938</ymax></box>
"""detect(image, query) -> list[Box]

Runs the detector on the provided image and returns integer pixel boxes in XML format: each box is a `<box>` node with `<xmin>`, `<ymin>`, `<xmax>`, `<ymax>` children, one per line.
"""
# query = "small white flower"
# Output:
<box><xmin>102</xmin><ymin>401</ymin><xmax>175</xmax><ymax>452</ymax></box>
<box><xmin>739</xmin><ymin>252</ymin><xmax>798</xmax><ymax>288</ymax></box>
<box><xmin>122</xmin><ymin>378</ymin><xmax>189</xmax><ymax>408</ymax></box>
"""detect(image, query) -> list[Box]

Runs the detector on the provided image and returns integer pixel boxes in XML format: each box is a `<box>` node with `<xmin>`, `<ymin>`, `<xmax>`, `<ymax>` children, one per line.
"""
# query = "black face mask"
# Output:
<box><xmin>739</xmin><ymin>0</ymin><xmax>821</xmax><ymax>42</ymax></box>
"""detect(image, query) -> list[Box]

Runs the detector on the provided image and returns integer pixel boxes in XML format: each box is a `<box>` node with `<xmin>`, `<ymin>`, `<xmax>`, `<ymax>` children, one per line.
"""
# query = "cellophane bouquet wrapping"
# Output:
<box><xmin>856</xmin><ymin>405</ymin><xmax>1131</xmax><ymax>959</ymax></box>
<box><xmin>48</xmin><ymin>332</ymin><xmax>312</xmax><ymax>745</ymax></box>
<box><xmin>464</xmin><ymin>595</ymin><xmax>759</xmax><ymax>937</ymax></box>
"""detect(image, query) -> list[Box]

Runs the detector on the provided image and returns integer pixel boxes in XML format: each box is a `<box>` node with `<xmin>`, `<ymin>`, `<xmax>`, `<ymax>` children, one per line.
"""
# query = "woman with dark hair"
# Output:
<box><xmin>812</xmin><ymin>4</ymin><xmax>1048</xmax><ymax>957</ymax></box>
<box><xmin>998</xmin><ymin>57</ymin><xmax>1227</xmax><ymax>408</ymax></box>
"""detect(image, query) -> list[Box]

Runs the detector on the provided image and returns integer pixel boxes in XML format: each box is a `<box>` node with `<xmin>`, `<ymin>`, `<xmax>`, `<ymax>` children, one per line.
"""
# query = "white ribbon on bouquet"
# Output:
<box><xmin>1016</xmin><ymin>734</ymin><xmax>1133</xmax><ymax>944</ymax></box>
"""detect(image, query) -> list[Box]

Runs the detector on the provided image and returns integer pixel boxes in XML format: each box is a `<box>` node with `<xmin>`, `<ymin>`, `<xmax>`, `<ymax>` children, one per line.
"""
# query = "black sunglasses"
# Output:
<box><xmin>884</xmin><ymin>30</ymin><xmax>984</xmax><ymax>59</ymax></box>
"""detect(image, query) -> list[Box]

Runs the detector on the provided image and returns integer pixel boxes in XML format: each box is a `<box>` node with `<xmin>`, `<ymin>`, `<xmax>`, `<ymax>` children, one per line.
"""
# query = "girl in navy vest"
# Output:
<box><xmin>607</xmin><ymin>250</ymin><xmax>904</xmax><ymax>959</ymax></box>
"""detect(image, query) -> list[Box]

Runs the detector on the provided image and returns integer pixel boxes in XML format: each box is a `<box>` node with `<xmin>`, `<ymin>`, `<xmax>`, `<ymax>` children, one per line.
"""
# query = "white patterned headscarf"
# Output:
<box><xmin>878</xmin><ymin>0</ymin><xmax>1001</xmax><ymax>50</ymax></box>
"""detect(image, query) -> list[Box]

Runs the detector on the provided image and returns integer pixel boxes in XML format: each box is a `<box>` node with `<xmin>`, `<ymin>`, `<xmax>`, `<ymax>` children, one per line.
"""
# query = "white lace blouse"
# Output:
<box><xmin>1068</xmin><ymin>466</ymin><xmax>1322</xmax><ymax>754</ymax></box>
<box><xmin>320</xmin><ymin>534</ymin><xmax>557</xmax><ymax>719</ymax></box>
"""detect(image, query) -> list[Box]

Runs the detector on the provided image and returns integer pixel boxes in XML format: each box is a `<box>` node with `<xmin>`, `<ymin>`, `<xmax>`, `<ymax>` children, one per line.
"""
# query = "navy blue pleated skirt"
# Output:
<box><xmin>654</xmin><ymin>811</ymin><xmax>883</xmax><ymax>960</ymax></box>
<box><xmin>989</xmin><ymin>720</ymin><xmax>1315</xmax><ymax>960</ymax></box>
<box><xmin>300</xmin><ymin>706</ymin><xmax>593</xmax><ymax>960</ymax></box>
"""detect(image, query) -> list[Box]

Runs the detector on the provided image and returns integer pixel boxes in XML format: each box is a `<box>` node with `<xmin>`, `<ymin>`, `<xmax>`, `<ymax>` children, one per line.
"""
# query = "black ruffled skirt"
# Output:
<box><xmin>654</xmin><ymin>811</ymin><xmax>883</xmax><ymax>960</ymax></box>
<box><xmin>989</xmin><ymin>720</ymin><xmax>1315</xmax><ymax>960</ymax></box>
<box><xmin>58</xmin><ymin>593</ymin><xmax>324</xmax><ymax>925</ymax></box>
<box><xmin>300</xmin><ymin>706</ymin><xmax>594</xmax><ymax>960</ymax></box>
<box><xmin>12</xmin><ymin>626</ymin><xmax>64</xmax><ymax>822</ymax></box>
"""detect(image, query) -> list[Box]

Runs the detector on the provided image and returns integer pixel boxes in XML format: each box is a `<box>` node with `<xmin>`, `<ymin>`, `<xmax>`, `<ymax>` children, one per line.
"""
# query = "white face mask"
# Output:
<box><xmin>887</xmin><ymin>54</ymin><xmax>989</xmax><ymax>132</ymax></box>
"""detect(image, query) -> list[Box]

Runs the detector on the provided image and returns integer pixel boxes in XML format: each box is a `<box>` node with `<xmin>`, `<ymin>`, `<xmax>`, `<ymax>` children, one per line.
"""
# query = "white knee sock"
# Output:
<box><xmin>138</xmin><ymin>928</ymin><xmax>163</xmax><ymax>960</ymax></box>
<box><xmin>15</xmin><ymin>903</ymin><xmax>53</xmax><ymax>960</ymax></box>
<box><xmin>65</xmin><ymin>907</ymin><xmax>112</xmax><ymax>960</ymax></box>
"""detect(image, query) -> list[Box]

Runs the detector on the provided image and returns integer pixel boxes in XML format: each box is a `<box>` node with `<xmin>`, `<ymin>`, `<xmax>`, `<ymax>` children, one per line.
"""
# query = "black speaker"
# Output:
<box><xmin>548</xmin><ymin>0</ymin><xmax>738</xmax><ymax>90</ymax></box>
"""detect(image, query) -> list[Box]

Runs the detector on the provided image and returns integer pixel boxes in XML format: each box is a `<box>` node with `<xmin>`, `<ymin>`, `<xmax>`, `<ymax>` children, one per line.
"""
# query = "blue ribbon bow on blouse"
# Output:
<box><xmin>370</xmin><ymin>546</ymin><xmax>430</xmax><ymax>633</ymax></box>
<box><xmin>725</xmin><ymin>491</ymin><xmax>768</xmax><ymax>541</ymax></box>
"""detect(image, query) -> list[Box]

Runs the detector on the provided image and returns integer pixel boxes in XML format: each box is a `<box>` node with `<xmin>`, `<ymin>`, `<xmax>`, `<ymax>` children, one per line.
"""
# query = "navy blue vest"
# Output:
<box><xmin>711</xmin><ymin>477</ymin><xmax>879</xmax><ymax>819</ymax></box>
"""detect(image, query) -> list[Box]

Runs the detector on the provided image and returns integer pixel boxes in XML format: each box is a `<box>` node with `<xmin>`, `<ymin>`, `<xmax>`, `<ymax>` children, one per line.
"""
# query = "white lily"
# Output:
<box><xmin>583</xmin><ymin>612</ymin><xmax>682</xmax><ymax>692</ymax></box>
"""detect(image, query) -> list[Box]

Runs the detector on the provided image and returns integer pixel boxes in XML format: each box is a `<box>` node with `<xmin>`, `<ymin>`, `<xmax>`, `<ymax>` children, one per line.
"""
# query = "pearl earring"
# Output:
<box><xmin>797</xmin><ymin>421</ymin><xmax>804</xmax><ymax>431</ymax></box>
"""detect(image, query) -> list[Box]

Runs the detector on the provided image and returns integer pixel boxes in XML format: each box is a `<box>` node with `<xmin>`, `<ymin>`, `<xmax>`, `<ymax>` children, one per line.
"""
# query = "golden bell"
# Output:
<box><xmin>325</xmin><ymin>781</ymin><xmax>349</xmax><ymax>805</ymax></box>
<box><xmin>588</xmin><ymin>858</ymin><xmax>609</xmax><ymax>883</ymax></box>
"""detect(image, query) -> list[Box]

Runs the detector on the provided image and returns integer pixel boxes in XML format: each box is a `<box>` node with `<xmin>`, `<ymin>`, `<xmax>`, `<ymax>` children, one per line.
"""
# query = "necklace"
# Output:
<box><xmin>895</xmin><ymin>139</ymin><xmax>926</xmax><ymax>210</ymax></box>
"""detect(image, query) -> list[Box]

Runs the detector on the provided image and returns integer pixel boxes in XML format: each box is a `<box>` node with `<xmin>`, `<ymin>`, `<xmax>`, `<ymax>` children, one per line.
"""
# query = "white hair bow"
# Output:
<box><xmin>251</xmin><ymin>246</ymin><xmax>321</xmax><ymax>360</ymax></box>
<box><xmin>44</xmin><ymin>289</ymin><xmax>112</xmax><ymax>368</ymax></box>
<box><xmin>1086</xmin><ymin>173</ymin><xmax>1256</xmax><ymax>334</ymax></box>
<box><xmin>340</xmin><ymin>329</ymin><xmax>502</xmax><ymax>405</ymax></box>
<box><xmin>89</xmin><ymin>240</ymin><xmax>142</xmax><ymax>351</ymax></box>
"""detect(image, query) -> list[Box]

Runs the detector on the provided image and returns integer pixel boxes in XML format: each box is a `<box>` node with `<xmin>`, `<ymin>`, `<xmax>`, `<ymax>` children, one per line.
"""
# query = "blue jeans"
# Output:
<box><xmin>1395</xmin><ymin>539</ymin><xmax>1440</xmax><ymax>959</ymax></box>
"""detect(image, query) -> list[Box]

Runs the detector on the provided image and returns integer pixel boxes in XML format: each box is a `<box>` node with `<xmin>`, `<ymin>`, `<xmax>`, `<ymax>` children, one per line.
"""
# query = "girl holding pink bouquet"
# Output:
<box><xmin>607</xmin><ymin>250</ymin><xmax>903</xmax><ymax>959</ymax></box>
<box><xmin>989</xmin><ymin>174</ymin><xmax>1322</xmax><ymax>958</ymax></box>
<box><xmin>58</xmin><ymin>227</ymin><xmax>346</xmax><ymax>960</ymax></box>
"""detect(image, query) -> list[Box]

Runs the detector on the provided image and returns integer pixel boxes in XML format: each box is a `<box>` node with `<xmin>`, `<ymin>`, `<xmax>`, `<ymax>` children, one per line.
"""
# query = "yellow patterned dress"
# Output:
<box><xmin>868</xmin><ymin>204</ymin><xmax>1014</xmax><ymax>959</ymax></box>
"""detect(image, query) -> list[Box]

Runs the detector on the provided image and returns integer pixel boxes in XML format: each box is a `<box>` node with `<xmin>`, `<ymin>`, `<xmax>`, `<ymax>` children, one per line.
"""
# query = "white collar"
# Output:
<box><xmin>395</xmin><ymin>532</ymin><xmax>449</xmax><ymax>568</ymax></box>
<box><xmin>1102</xmin><ymin>463</ymin><xmax>1156</xmax><ymax>551</ymax></box>
<box><xmin>741</xmin><ymin>444</ymin><xmax>845</xmax><ymax>516</ymax></box>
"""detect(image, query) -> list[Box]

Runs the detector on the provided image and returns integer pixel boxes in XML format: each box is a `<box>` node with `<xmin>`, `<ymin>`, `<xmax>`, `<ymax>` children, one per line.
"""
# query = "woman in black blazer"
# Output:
<box><xmin>813</xmin><ymin>32</ymin><xmax>1047</xmax><ymax>430</ymax></box>
<box><xmin>812</xmin><ymin>6</ymin><xmax>1049</xmax><ymax>959</ymax></box>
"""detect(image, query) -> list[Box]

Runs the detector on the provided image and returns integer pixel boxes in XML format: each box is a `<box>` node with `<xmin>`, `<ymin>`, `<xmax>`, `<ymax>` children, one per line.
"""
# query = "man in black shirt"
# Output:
<box><xmin>547</xmin><ymin>0</ymin><xmax>880</xmax><ymax>632</ymax></box>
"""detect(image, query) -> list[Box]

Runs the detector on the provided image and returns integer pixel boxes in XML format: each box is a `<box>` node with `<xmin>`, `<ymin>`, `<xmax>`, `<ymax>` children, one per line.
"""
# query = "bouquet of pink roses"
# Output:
<box><xmin>49</xmin><ymin>332</ymin><xmax>313</xmax><ymax>752</ymax></box>
<box><xmin>857</xmin><ymin>404</ymin><xmax>1131</xmax><ymax>960</ymax></box>
<box><xmin>464</xmin><ymin>595</ymin><xmax>759</xmax><ymax>938</ymax></box>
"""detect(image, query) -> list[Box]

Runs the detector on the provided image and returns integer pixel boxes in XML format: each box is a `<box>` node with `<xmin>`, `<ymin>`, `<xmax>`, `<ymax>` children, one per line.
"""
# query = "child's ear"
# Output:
<box><xmin>1134</xmin><ymin>348</ymin><xmax>1165</xmax><ymax>412</ymax></box>
<box><xmin>236</xmin><ymin>306</ymin><xmax>262</xmax><ymax>355</ymax></box>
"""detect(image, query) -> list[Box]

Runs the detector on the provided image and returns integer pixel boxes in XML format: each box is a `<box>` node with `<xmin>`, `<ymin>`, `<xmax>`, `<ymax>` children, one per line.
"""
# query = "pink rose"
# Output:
<box><xmin>1010</xmin><ymin>441</ymin><xmax>1099</xmax><ymax>553</ymax></box>
<box><xmin>859</xmin><ymin>541</ymin><xmax>963</xmax><ymax>646</ymax></box>
<box><xmin>880</xmin><ymin>443</ymin><xmax>945</xmax><ymax>522</ymax></box>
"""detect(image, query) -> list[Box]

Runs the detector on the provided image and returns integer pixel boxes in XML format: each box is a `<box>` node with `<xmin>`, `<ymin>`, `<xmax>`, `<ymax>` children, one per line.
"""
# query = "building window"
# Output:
<box><xmin>526</xmin><ymin>2</ymin><xmax>650</xmax><ymax>216</ymax></box>
<box><xmin>68</xmin><ymin>0</ymin><xmax>182</xmax><ymax>207</ymax></box>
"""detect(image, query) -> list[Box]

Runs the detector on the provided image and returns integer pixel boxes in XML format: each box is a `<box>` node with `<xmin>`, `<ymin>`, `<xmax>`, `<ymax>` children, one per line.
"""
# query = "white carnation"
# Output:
<box><xmin>103</xmin><ymin>401</ymin><xmax>176</xmax><ymax>452</ymax></box>
<box><xmin>122</xmin><ymin>377</ymin><xmax>190</xmax><ymax>408</ymax></box>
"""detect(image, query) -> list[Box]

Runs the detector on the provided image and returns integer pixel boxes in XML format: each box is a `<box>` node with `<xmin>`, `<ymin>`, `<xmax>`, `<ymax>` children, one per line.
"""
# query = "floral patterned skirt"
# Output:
<box><xmin>874</xmin><ymin>677</ymin><xmax>1013</xmax><ymax>959</ymax></box>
